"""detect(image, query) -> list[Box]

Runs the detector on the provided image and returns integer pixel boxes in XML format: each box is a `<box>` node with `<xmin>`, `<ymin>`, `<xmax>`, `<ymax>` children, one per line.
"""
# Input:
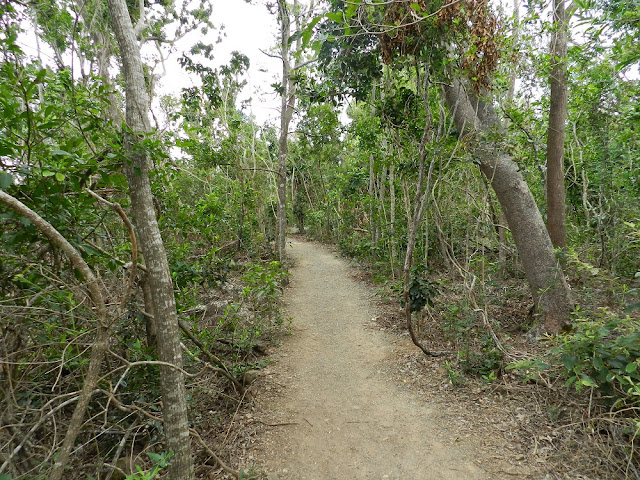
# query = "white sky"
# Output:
<box><xmin>17</xmin><ymin>1</ymin><xmax>285</xmax><ymax>126</ymax></box>
<box><xmin>156</xmin><ymin>1</ymin><xmax>284</xmax><ymax>126</ymax></box>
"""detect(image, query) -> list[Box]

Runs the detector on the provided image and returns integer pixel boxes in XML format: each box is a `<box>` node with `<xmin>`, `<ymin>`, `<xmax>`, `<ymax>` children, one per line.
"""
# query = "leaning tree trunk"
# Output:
<box><xmin>546</xmin><ymin>0</ymin><xmax>569</xmax><ymax>248</ymax></box>
<box><xmin>444</xmin><ymin>79</ymin><xmax>573</xmax><ymax>334</ymax></box>
<box><xmin>105</xmin><ymin>0</ymin><xmax>194</xmax><ymax>477</ymax></box>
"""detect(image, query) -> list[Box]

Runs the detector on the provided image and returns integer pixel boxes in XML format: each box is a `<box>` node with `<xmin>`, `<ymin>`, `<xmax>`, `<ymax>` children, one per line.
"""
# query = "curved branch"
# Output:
<box><xmin>0</xmin><ymin>191</ymin><xmax>105</xmax><ymax>312</ymax></box>
<box><xmin>0</xmin><ymin>190</ymin><xmax>114</xmax><ymax>480</ymax></box>
<box><xmin>85</xmin><ymin>188</ymin><xmax>138</xmax><ymax>306</ymax></box>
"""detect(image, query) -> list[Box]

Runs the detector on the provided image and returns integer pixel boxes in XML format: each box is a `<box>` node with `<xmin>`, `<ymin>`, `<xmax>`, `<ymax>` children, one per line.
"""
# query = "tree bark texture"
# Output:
<box><xmin>546</xmin><ymin>0</ymin><xmax>569</xmax><ymax>248</ymax></box>
<box><xmin>276</xmin><ymin>0</ymin><xmax>296</xmax><ymax>262</ymax></box>
<box><xmin>389</xmin><ymin>162</ymin><xmax>397</xmax><ymax>275</ymax></box>
<box><xmin>105</xmin><ymin>0</ymin><xmax>194</xmax><ymax>477</ymax></box>
<box><xmin>444</xmin><ymin>79</ymin><xmax>573</xmax><ymax>333</ymax></box>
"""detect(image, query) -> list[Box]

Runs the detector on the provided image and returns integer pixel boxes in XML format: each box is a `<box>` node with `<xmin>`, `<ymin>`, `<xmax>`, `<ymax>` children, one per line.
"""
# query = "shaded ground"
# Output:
<box><xmin>249</xmin><ymin>238</ymin><xmax>531</xmax><ymax>479</ymax></box>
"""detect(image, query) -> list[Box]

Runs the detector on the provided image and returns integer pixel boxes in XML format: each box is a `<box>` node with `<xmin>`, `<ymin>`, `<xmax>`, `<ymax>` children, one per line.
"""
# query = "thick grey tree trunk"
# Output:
<box><xmin>444</xmin><ymin>79</ymin><xmax>573</xmax><ymax>333</ymax></box>
<box><xmin>546</xmin><ymin>0</ymin><xmax>569</xmax><ymax>248</ymax></box>
<box><xmin>105</xmin><ymin>0</ymin><xmax>194</xmax><ymax>477</ymax></box>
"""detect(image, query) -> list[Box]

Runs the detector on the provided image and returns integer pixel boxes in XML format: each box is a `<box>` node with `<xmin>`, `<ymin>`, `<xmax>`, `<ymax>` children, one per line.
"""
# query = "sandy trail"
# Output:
<box><xmin>255</xmin><ymin>238</ymin><xmax>488</xmax><ymax>480</ymax></box>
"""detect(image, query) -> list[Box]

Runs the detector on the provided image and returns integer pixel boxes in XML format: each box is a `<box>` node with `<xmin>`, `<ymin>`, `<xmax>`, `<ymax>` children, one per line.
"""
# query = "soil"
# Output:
<box><xmin>248</xmin><ymin>238</ymin><xmax>532</xmax><ymax>479</ymax></box>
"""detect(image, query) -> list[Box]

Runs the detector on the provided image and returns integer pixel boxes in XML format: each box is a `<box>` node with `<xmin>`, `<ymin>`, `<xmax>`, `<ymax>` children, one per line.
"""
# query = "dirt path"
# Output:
<box><xmin>254</xmin><ymin>238</ymin><xmax>490</xmax><ymax>480</ymax></box>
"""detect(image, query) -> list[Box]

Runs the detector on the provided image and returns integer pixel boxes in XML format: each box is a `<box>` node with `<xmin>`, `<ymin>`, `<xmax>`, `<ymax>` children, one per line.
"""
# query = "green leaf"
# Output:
<box><xmin>302</xmin><ymin>16</ymin><xmax>322</xmax><ymax>48</ymax></box>
<box><xmin>147</xmin><ymin>452</ymin><xmax>163</xmax><ymax>463</ymax></box>
<box><xmin>55</xmin><ymin>172</ymin><xmax>65</xmax><ymax>182</ymax></box>
<box><xmin>52</xmin><ymin>149</ymin><xmax>72</xmax><ymax>156</ymax></box>
<box><xmin>0</xmin><ymin>144</ymin><xmax>15</xmax><ymax>156</ymax></box>
<box><xmin>410</xmin><ymin>2</ymin><xmax>422</xmax><ymax>12</ymax></box>
<box><xmin>42</xmin><ymin>170</ymin><xmax>55</xmax><ymax>177</ymax></box>
<box><xmin>289</xmin><ymin>29</ymin><xmax>303</xmax><ymax>44</ymax></box>
<box><xmin>561</xmin><ymin>353</ymin><xmax>578</xmax><ymax>371</ymax></box>
<box><xmin>625</xmin><ymin>362</ymin><xmax>638</xmax><ymax>374</ymax></box>
<box><xmin>326</xmin><ymin>12</ymin><xmax>343</xmax><ymax>23</ymax></box>
<box><xmin>345</xmin><ymin>3</ymin><xmax>359</xmax><ymax>20</ymax></box>
<box><xmin>580</xmin><ymin>375</ymin><xmax>597</xmax><ymax>387</ymax></box>
<box><xmin>0</xmin><ymin>172</ymin><xmax>13</xmax><ymax>189</ymax></box>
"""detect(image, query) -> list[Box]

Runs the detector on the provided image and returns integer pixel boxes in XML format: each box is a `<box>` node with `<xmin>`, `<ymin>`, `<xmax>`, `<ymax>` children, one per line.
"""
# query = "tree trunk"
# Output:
<box><xmin>377</xmin><ymin>166</ymin><xmax>387</xmax><ymax>252</ymax></box>
<box><xmin>368</xmin><ymin>154</ymin><xmax>378</xmax><ymax>244</ymax></box>
<box><xmin>389</xmin><ymin>162</ymin><xmax>397</xmax><ymax>275</ymax></box>
<box><xmin>546</xmin><ymin>0</ymin><xmax>569</xmax><ymax>248</ymax></box>
<box><xmin>105</xmin><ymin>0</ymin><xmax>194</xmax><ymax>477</ymax></box>
<box><xmin>444</xmin><ymin>79</ymin><xmax>573</xmax><ymax>333</ymax></box>
<box><xmin>276</xmin><ymin>0</ymin><xmax>298</xmax><ymax>262</ymax></box>
<box><xmin>403</xmin><ymin>121</ymin><xmax>439</xmax><ymax>356</ymax></box>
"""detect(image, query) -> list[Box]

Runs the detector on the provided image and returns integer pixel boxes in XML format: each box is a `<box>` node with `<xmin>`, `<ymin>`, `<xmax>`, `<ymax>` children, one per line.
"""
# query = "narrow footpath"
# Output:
<box><xmin>254</xmin><ymin>238</ymin><xmax>489</xmax><ymax>480</ymax></box>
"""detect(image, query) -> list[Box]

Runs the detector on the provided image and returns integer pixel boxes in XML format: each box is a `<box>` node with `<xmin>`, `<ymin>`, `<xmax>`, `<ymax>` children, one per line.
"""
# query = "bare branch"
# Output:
<box><xmin>260</xmin><ymin>48</ymin><xmax>283</xmax><ymax>60</ymax></box>
<box><xmin>291</xmin><ymin>57</ymin><xmax>318</xmax><ymax>71</ymax></box>
<box><xmin>85</xmin><ymin>189</ymin><xmax>138</xmax><ymax>307</ymax></box>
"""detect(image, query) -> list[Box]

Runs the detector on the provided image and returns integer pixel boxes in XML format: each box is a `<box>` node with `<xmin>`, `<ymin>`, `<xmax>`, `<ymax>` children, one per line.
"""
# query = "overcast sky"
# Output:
<box><xmin>157</xmin><ymin>0</ymin><xmax>284</xmax><ymax>126</ymax></box>
<box><xmin>16</xmin><ymin>1</ymin><xmax>285</xmax><ymax>126</ymax></box>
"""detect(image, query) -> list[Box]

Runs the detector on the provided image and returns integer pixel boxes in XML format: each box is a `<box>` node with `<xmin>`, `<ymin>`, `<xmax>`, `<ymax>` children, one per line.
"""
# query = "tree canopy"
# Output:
<box><xmin>0</xmin><ymin>0</ymin><xmax>639</xmax><ymax>478</ymax></box>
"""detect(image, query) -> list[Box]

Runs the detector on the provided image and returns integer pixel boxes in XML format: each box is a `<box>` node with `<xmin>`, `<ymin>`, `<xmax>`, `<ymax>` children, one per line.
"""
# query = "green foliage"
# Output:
<box><xmin>442</xmin><ymin>301</ymin><xmax>475</xmax><ymax>344</ymax></box>
<box><xmin>509</xmin><ymin>309</ymin><xmax>640</xmax><ymax>410</ymax></box>
<box><xmin>379</xmin><ymin>86</ymin><xmax>423</xmax><ymax>138</ymax></box>
<box><xmin>443</xmin><ymin>360</ymin><xmax>466</xmax><ymax>386</ymax></box>
<box><xmin>405</xmin><ymin>265</ymin><xmax>437</xmax><ymax>313</ymax></box>
<box><xmin>125</xmin><ymin>452</ymin><xmax>173</xmax><ymax>480</ymax></box>
<box><xmin>242</xmin><ymin>261</ymin><xmax>289</xmax><ymax>321</ymax></box>
<box><xmin>458</xmin><ymin>337</ymin><xmax>503</xmax><ymax>382</ymax></box>
<box><xmin>442</xmin><ymin>300</ymin><xmax>504</xmax><ymax>380</ymax></box>
<box><xmin>555</xmin><ymin>310</ymin><xmax>640</xmax><ymax>408</ymax></box>
<box><xmin>314</xmin><ymin>2</ymin><xmax>382</xmax><ymax>102</ymax></box>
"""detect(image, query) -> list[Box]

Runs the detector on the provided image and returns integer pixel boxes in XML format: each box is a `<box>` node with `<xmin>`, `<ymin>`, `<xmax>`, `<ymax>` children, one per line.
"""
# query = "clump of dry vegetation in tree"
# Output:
<box><xmin>378</xmin><ymin>0</ymin><xmax>501</xmax><ymax>91</ymax></box>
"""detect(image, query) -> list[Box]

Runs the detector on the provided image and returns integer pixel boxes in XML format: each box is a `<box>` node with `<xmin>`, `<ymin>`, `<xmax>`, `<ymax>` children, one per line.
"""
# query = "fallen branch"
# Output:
<box><xmin>190</xmin><ymin>429</ymin><xmax>239</xmax><ymax>478</ymax></box>
<box><xmin>177</xmin><ymin>319</ymin><xmax>244</xmax><ymax>392</ymax></box>
<box><xmin>248</xmin><ymin>420</ymin><xmax>299</xmax><ymax>427</ymax></box>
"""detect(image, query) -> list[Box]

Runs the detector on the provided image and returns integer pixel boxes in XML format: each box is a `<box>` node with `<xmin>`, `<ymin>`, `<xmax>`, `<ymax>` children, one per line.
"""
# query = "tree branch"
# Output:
<box><xmin>259</xmin><ymin>48</ymin><xmax>283</xmax><ymax>60</ymax></box>
<box><xmin>0</xmin><ymin>190</ymin><xmax>114</xmax><ymax>480</ymax></box>
<box><xmin>291</xmin><ymin>57</ymin><xmax>318</xmax><ymax>71</ymax></box>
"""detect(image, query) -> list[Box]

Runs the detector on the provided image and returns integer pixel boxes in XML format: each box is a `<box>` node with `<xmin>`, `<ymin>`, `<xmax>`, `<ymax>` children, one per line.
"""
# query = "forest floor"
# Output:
<box><xmin>240</xmin><ymin>237</ymin><xmax>541</xmax><ymax>480</ymax></box>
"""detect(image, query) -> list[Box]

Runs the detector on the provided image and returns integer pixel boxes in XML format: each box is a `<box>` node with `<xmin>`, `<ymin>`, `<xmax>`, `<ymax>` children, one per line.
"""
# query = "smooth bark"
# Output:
<box><xmin>444</xmin><ymin>79</ymin><xmax>573</xmax><ymax>333</ymax></box>
<box><xmin>276</xmin><ymin>0</ymin><xmax>297</xmax><ymax>262</ymax></box>
<box><xmin>105</xmin><ymin>0</ymin><xmax>194</xmax><ymax>477</ymax></box>
<box><xmin>546</xmin><ymin>0</ymin><xmax>569</xmax><ymax>248</ymax></box>
<box><xmin>389</xmin><ymin>162</ymin><xmax>397</xmax><ymax>275</ymax></box>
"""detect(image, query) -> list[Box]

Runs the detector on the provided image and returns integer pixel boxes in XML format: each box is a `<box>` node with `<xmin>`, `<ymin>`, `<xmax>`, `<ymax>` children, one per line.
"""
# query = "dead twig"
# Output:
<box><xmin>191</xmin><ymin>428</ymin><xmax>239</xmax><ymax>478</ymax></box>
<box><xmin>177</xmin><ymin>319</ymin><xmax>244</xmax><ymax>393</ymax></box>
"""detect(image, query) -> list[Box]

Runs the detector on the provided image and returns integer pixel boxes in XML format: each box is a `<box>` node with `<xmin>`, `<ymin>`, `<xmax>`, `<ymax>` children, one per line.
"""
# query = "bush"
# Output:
<box><xmin>555</xmin><ymin>309</ymin><xmax>640</xmax><ymax>409</ymax></box>
<box><xmin>510</xmin><ymin>309</ymin><xmax>640</xmax><ymax>410</ymax></box>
